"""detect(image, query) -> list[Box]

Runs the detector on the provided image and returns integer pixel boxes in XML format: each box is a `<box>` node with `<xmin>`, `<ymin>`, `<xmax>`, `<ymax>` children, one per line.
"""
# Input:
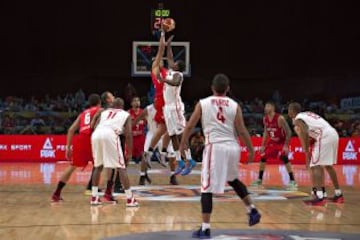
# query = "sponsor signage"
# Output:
<box><xmin>0</xmin><ymin>135</ymin><xmax>359</xmax><ymax>164</ymax></box>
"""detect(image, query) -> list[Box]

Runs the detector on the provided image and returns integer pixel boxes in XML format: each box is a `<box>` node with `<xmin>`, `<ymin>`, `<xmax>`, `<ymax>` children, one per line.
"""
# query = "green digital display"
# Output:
<box><xmin>154</xmin><ymin>9</ymin><xmax>170</xmax><ymax>17</ymax></box>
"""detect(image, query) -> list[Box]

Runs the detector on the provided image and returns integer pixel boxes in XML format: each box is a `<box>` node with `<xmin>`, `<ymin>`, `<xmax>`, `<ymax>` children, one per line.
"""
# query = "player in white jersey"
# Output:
<box><xmin>157</xmin><ymin>35</ymin><xmax>196</xmax><ymax>176</ymax></box>
<box><xmin>134</xmin><ymin>104</ymin><xmax>178</xmax><ymax>185</ymax></box>
<box><xmin>288</xmin><ymin>102</ymin><xmax>344</xmax><ymax>206</ymax></box>
<box><xmin>180</xmin><ymin>74</ymin><xmax>261</xmax><ymax>239</ymax></box>
<box><xmin>90</xmin><ymin>98</ymin><xmax>138</xmax><ymax>207</ymax></box>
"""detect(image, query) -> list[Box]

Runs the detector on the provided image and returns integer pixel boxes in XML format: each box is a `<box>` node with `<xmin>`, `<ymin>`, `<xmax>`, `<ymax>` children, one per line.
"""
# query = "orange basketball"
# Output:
<box><xmin>163</xmin><ymin>18</ymin><xmax>175</xmax><ymax>32</ymax></box>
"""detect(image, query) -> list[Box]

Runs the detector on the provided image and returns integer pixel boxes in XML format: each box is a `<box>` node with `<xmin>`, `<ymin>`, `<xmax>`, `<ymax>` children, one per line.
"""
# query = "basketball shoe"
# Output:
<box><xmin>181</xmin><ymin>159</ymin><xmax>196</xmax><ymax>176</ymax></box>
<box><xmin>51</xmin><ymin>194</ymin><xmax>64</xmax><ymax>202</ymax></box>
<box><xmin>192</xmin><ymin>227</ymin><xmax>211</xmax><ymax>239</ymax></box>
<box><xmin>248</xmin><ymin>208</ymin><xmax>261</xmax><ymax>226</ymax></box>
<box><xmin>90</xmin><ymin>196</ymin><xmax>102</xmax><ymax>205</ymax></box>
<box><xmin>126</xmin><ymin>196</ymin><xmax>139</xmax><ymax>207</ymax></box>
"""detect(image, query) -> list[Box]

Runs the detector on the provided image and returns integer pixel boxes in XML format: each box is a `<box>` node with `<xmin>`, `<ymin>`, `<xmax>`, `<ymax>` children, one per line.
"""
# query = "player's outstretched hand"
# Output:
<box><xmin>247</xmin><ymin>150</ymin><xmax>255</xmax><ymax>164</ymax></box>
<box><xmin>282</xmin><ymin>145</ymin><xmax>289</xmax><ymax>155</ymax></box>
<box><xmin>166</xmin><ymin>35</ymin><xmax>174</xmax><ymax>46</ymax></box>
<box><xmin>65</xmin><ymin>147</ymin><xmax>72</xmax><ymax>161</ymax></box>
<box><xmin>179</xmin><ymin>142</ymin><xmax>185</xmax><ymax>156</ymax></box>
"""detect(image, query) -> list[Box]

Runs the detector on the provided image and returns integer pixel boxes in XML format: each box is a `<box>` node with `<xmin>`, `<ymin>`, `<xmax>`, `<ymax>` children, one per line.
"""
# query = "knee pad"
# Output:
<box><xmin>228</xmin><ymin>179</ymin><xmax>249</xmax><ymax>199</ymax></box>
<box><xmin>201</xmin><ymin>193</ymin><xmax>213</xmax><ymax>214</ymax></box>
<box><xmin>280</xmin><ymin>155</ymin><xmax>289</xmax><ymax>164</ymax></box>
<box><xmin>260</xmin><ymin>158</ymin><xmax>266</xmax><ymax>163</ymax></box>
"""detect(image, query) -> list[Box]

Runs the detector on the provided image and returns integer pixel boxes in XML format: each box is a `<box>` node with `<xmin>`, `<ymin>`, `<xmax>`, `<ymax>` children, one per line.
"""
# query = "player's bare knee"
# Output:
<box><xmin>201</xmin><ymin>193</ymin><xmax>213</xmax><ymax>214</ymax></box>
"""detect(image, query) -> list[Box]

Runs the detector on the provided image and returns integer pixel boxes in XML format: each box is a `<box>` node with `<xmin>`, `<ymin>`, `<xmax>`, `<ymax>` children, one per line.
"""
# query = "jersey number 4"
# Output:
<box><xmin>216</xmin><ymin>107</ymin><xmax>226</xmax><ymax>123</ymax></box>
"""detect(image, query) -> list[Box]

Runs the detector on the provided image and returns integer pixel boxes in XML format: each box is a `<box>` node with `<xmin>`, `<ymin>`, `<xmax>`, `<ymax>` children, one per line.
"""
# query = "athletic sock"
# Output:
<box><xmin>289</xmin><ymin>172</ymin><xmax>295</xmax><ymax>181</ymax></box>
<box><xmin>202</xmin><ymin>222</ymin><xmax>210</xmax><ymax>231</ymax></box>
<box><xmin>55</xmin><ymin>181</ymin><xmax>66</xmax><ymax>195</ymax></box>
<box><xmin>259</xmin><ymin>171</ymin><xmax>264</xmax><ymax>180</ymax></box>
<box><xmin>335</xmin><ymin>189</ymin><xmax>342</xmax><ymax>196</ymax></box>
<box><xmin>92</xmin><ymin>186</ymin><xmax>98</xmax><ymax>197</ymax></box>
<box><xmin>125</xmin><ymin>189</ymin><xmax>133</xmax><ymax>199</ymax></box>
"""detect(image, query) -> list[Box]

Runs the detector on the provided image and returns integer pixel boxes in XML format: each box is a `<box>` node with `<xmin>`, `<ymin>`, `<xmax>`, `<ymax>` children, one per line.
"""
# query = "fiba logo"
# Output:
<box><xmin>343</xmin><ymin>140</ymin><xmax>357</xmax><ymax>160</ymax></box>
<box><xmin>40</xmin><ymin>138</ymin><xmax>55</xmax><ymax>158</ymax></box>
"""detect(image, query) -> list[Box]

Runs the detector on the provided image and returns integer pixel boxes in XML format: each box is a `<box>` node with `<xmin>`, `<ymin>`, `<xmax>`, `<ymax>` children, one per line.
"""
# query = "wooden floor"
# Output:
<box><xmin>0</xmin><ymin>162</ymin><xmax>360</xmax><ymax>240</ymax></box>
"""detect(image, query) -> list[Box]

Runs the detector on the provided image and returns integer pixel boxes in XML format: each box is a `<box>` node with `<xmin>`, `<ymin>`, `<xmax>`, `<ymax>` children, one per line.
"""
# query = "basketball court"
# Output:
<box><xmin>0</xmin><ymin>162</ymin><xmax>359</xmax><ymax>239</ymax></box>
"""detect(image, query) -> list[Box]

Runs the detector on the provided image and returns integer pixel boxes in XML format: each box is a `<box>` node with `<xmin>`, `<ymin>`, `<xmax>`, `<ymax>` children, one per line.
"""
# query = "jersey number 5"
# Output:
<box><xmin>216</xmin><ymin>107</ymin><xmax>226</xmax><ymax>123</ymax></box>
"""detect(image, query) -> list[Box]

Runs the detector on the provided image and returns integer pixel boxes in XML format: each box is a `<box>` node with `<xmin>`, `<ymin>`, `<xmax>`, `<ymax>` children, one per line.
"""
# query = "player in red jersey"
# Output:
<box><xmin>251</xmin><ymin>101</ymin><xmax>297</xmax><ymax>190</ymax></box>
<box><xmin>128</xmin><ymin>96</ymin><xmax>146</xmax><ymax>164</ymax></box>
<box><xmin>51</xmin><ymin>94</ymin><xmax>101</xmax><ymax>202</ymax></box>
<box><xmin>144</xmin><ymin>31</ymin><xmax>172</xmax><ymax>167</ymax></box>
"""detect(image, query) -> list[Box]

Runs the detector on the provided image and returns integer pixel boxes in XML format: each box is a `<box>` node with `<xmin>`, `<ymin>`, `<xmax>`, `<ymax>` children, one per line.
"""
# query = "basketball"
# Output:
<box><xmin>163</xmin><ymin>18</ymin><xmax>175</xmax><ymax>32</ymax></box>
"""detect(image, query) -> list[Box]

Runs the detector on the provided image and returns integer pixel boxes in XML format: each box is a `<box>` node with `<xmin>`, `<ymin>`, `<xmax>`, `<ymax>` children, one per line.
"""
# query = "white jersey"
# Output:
<box><xmin>95</xmin><ymin>108</ymin><xmax>130</xmax><ymax>135</ymax></box>
<box><xmin>295</xmin><ymin>111</ymin><xmax>337</xmax><ymax>140</ymax></box>
<box><xmin>200</xmin><ymin>96</ymin><xmax>238</xmax><ymax>144</ymax></box>
<box><xmin>163</xmin><ymin>69</ymin><xmax>184</xmax><ymax>106</ymax></box>
<box><xmin>145</xmin><ymin>104</ymin><xmax>157</xmax><ymax>134</ymax></box>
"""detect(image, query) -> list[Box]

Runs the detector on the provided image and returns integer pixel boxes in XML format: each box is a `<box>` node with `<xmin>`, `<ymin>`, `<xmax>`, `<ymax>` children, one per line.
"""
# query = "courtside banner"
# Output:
<box><xmin>239</xmin><ymin>137</ymin><xmax>360</xmax><ymax>165</ymax></box>
<box><xmin>0</xmin><ymin>135</ymin><xmax>69</xmax><ymax>162</ymax></box>
<box><xmin>0</xmin><ymin>135</ymin><xmax>359</xmax><ymax>164</ymax></box>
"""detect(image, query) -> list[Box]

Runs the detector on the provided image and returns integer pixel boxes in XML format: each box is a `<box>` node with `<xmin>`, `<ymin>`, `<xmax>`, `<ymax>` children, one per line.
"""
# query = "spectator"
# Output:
<box><xmin>350</xmin><ymin>121</ymin><xmax>360</xmax><ymax>137</ymax></box>
<box><xmin>189</xmin><ymin>129</ymin><xmax>205</xmax><ymax>162</ymax></box>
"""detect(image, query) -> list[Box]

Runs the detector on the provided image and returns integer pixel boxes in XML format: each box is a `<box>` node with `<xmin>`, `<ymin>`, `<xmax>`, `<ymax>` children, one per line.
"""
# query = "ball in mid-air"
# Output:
<box><xmin>162</xmin><ymin>18</ymin><xmax>175</xmax><ymax>32</ymax></box>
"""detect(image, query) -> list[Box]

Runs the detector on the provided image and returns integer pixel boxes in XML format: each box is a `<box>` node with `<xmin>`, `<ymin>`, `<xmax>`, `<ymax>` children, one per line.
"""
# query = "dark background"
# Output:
<box><xmin>1</xmin><ymin>1</ymin><xmax>359</xmax><ymax>101</ymax></box>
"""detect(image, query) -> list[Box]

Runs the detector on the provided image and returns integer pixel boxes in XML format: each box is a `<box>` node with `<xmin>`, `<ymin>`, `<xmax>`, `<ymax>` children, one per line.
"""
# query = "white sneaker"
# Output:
<box><xmin>126</xmin><ymin>196</ymin><xmax>139</xmax><ymax>207</ymax></box>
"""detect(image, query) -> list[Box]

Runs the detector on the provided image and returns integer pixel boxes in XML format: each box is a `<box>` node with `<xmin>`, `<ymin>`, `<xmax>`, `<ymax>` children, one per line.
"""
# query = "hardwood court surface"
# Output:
<box><xmin>0</xmin><ymin>162</ymin><xmax>359</xmax><ymax>239</ymax></box>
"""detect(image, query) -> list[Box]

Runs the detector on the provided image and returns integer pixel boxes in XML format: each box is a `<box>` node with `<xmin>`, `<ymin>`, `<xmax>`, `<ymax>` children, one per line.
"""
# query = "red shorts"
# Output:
<box><xmin>261</xmin><ymin>142</ymin><xmax>285</xmax><ymax>160</ymax></box>
<box><xmin>72</xmin><ymin>134</ymin><xmax>93</xmax><ymax>167</ymax></box>
<box><xmin>154</xmin><ymin>96</ymin><xmax>165</xmax><ymax>124</ymax></box>
<box><xmin>133</xmin><ymin>135</ymin><xmax>146</xmax><ymax>158</ymax></box>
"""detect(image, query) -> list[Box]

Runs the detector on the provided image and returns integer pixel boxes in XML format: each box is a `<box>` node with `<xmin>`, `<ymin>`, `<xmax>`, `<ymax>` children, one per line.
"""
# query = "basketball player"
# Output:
<box><xmin>158</xmin><ymin>34</ymin><xmax>196</xmax><ymax>176</ymax></box>
<box><xmin>51</xmin><ymin>94</ymin><xmax>101</xmax><ymax>202</ymax></box>
<box><xmin>90</xmin><ymin>98</ymin><xmax>138</xmax><ymax>207</ymax></box>
<box><xmin>288</xmin><ymin>102</ymin><xmax>344</xmax><ymax>205</ymax></box>
<box><xmin>251</xmin><ymin>101</ymin><xmax>298</xmax><ymax>190</ymax></box>
<box><xmin>180</xmin><ymin>74</ymin><xmax>261</xmax><ymax>238</ymax></box>
<box><xmin>128</xmin><ymin>96</ymin><xmax>146</xmax><ymax>164</ymax></box>
<box><xmin>143</xmin><ymin>30</ymin><xmax>168</xmax><ymax>167</ymax></box>
<box><xmin>88</xmin><ymin>91</ymin><xmax>125</xmax><ymax>195</ymax></box>
<box><xmin>134</xmin><ymin>103</ymin><xmax>178</xmax><ymax>185</ymax></box>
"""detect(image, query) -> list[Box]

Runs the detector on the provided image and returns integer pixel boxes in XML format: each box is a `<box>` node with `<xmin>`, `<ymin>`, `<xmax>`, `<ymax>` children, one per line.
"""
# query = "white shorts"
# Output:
<box><xmin>91</xmin><ymin>128</ymin><xmax>126</xmax><ymax>169</ymax></box>
<box><xmin>144</xmin><ymin>131</ymin><xmax>174</xmax><ymax>154</ymax></box>
<box><xmin>310</xmin><ymin>130</ymin><xmax>339</xmax><ymax>167</ymax></box>
<box><xmin>164</xmin><ymin>104</ymin><xmax>186</xmax><ymax>136</ymax></box>
<box><xmin>201</xmin><ymin>141</ymin><xmax>240</xmax><ymax>194</ymax></box>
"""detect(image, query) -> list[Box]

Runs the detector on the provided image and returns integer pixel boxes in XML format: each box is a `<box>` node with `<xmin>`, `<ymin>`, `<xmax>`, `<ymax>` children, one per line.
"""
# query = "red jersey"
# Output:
<box><xmin>151</xmin><ymin>67</ymin><xmax>168</xmax><ymax>124</ymax></box>
<box><xmin>79</xmin><ymin>106</ymin><xmax>101</xmax><ymax>135</ymax></box>
<box><xmin>128</xmin><ymin>108</ymin><xmax>146</xmax><ymax>137</ymax></box>
<box><xmin>263</xmin><ymin>113</ymin><xmax>286</xmax><ymax>144</ymax></box>
<box><xmin>151</xmin><ymin>67</ymin><xmax>168</xmax><ymax>98</ymax></box>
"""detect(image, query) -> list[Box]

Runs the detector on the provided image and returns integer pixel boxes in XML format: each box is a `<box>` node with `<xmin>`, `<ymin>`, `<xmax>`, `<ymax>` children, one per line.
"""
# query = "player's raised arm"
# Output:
<box><xmin>166</xmin><ymin>35</ymin><xmax>175</xmax><ymax>68</ymax></box>
<box><xmin>65</xmin><ymin>116</ymin><xmax>81</xmax><ymax>160</ymax></box>
<box><xmin>293</xmin><ymin>119</ymin><xmax>310</xmax><ymax>166</ymax></box>
<box><xmin>151</xmin><ymin>30</ymin><xmax>166</xmax><ymax>76</ymax></box>
<box><xmin>234</xmin><ymin>105</ymin><xmax>254</xmax><ymax>163</ymax></box>
<box><xmin>180</xmin><ymin>102</ymin><xmax>202</xmax><ymax>153</ymax></box>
